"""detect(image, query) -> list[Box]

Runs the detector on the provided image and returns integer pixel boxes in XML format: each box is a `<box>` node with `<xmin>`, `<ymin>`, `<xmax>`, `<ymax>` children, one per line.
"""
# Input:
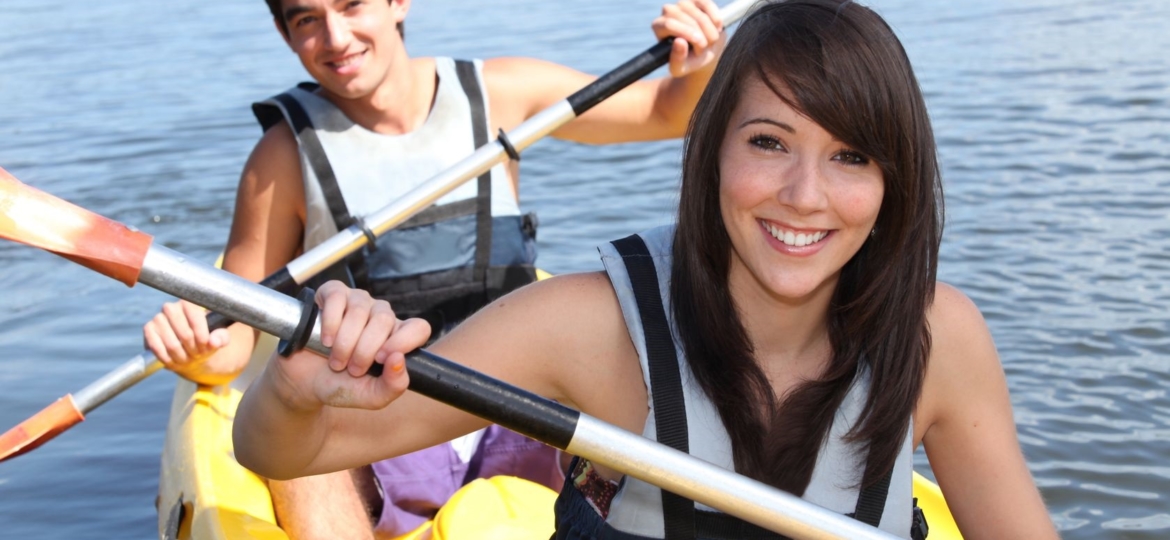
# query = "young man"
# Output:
<box><xmin>144</xmin><ymin>0</ymin><xmax>726</xmax><ymax>537</ymax></box>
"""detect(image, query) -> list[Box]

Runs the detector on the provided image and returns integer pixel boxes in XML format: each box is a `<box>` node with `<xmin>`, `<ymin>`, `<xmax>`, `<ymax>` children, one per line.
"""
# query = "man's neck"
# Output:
<box><xmin>321</xmin><ymin>56</ymin><xmax>436</xmax><ymax>135</ymax></box>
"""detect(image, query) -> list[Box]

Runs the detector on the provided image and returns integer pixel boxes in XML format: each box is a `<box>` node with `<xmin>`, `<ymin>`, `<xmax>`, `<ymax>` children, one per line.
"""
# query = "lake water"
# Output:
<box><xmin>1</xmin><ymin>0</ymin><xmax>1168</xmax><ymax>537</ymax></box>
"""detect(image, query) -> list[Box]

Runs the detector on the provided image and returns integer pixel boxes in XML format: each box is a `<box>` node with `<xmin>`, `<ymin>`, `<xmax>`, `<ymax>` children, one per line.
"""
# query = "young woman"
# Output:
<box><xmin>234</xmin><ymin>1</ymin><xmax>1059</xmax><ymax>538</ymax></box>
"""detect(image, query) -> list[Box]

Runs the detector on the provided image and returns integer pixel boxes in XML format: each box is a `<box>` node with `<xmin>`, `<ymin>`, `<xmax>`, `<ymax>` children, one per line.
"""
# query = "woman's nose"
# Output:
<box><xmin>777</xmin><ymin>157</ymin><xmax>828</xmax><ymax>214</ymax></box>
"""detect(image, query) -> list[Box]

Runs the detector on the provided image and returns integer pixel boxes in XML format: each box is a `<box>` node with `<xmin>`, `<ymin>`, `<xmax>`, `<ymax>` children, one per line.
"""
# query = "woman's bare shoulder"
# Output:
<box><xmin>925</xmin><ymin>282</ymin><xmax>996</xmax><ymax>362</ymax></box>
<box><xmin>916</xmin><ymin>282</ymin><xmax>1003</xmax><ymax>441</ymax></box>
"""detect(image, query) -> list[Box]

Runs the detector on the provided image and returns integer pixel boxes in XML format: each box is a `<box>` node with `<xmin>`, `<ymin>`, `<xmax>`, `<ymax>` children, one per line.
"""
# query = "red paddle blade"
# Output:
<box><xmin>0</xmin><ymin>167</ymin><xmax>152</xmax><ymax>287</ymax></box>
<box><xmin>0</xmin><ymin>396</ymin><xmax>86</xmax><ymax>462</ymax></box>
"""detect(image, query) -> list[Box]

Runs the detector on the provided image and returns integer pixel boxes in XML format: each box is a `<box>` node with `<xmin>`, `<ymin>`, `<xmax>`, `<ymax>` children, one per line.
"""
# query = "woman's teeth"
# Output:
<box><xmin>762</xmin><ymin>222</ymin><xmax>827</xmax><ymax>247</ymax></box>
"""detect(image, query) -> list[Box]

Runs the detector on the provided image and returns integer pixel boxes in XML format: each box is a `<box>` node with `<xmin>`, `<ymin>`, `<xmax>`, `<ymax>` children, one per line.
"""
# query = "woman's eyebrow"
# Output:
<box><xmin>737</xmin><ymin>118</ymin><xmax>796</xmax><ymax>133</ymax></box>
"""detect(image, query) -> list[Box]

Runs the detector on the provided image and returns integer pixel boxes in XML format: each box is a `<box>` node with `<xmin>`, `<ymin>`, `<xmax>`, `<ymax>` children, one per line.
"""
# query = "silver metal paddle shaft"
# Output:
<box><xmin>72</xmin><ymin>354</ymin><xmax>164</xmax><ymax>413</ymax></box>
<box><xmin>570</xmin><ymin>416</ymin><xmax>900</xmax><ymax>540</ymax></box>
<box><xmin>285</xmin><ymin>102</ymin><xmax>577</xmax><ymax>282</ymax></box>
<box><xmin>139</xmin><ymin>245</ymin><xmax>328</xmax><ymax>356</ymax></box>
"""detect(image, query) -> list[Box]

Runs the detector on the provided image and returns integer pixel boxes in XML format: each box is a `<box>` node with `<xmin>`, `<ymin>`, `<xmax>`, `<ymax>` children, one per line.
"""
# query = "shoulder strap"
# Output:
<box><xmin>453</xmin><ymin>59</ymin><xmax>493</xmax><ymax>289</ymax></box>
<box><xmin>266</xmin><ymin>90</ymin><xmax>354</xmax><ymax>233</ymax></box>
<box><xmin>610</xmin><ymin>234</ymin><xmax>695</xmax><ymax>540</ymax></box>
<box><xmin>253</xmin><ymin>87</ymin><xmax>364</xmax><ymax>288</ymax></box>
<box><xmin>850</xmin><ymin>464</ymin><xmax>892</xmax><ymax>527</ymax></box>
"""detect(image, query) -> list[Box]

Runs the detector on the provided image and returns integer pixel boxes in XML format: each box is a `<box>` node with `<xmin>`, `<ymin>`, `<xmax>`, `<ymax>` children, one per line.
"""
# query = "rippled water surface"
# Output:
<box><xmin>1</xmin><ymin>0</ymin><xmax>1168</xmax><ymax>537</ymax></box>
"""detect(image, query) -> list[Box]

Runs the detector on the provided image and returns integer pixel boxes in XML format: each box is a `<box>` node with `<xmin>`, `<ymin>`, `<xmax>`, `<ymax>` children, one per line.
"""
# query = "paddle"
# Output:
<box><xmin>0</xmin><ymin>0</ymin><xmax>757</xmax><ymax>462</ymax></box>
<box><xmin>0</xmin><ymin>167</ymin><xmax>898</xmax><ymax>539</ymax></box>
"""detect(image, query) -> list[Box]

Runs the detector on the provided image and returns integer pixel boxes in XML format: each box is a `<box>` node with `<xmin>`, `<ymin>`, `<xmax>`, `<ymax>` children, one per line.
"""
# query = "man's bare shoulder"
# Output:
<box><xmin>247</xmin><ymin>121</ymin><xmax>297</xmax><ymax>171</ymax></box>
<box><xmin>233</xmin><ymin>120</ymin><xmax>306</xmax><ymax>224</ymax></box>
<box><xmin>240</xmin><ymin>121</ymin><xmax>301</xmax><ymax>190</ymax></box>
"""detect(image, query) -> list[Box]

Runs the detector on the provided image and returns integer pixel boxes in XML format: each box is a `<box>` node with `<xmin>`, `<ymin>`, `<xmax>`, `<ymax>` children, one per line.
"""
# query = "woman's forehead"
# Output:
<box><xmin>729</xmin><ymin>78</ymin><xmax>816</xmax><ymax>131</ymax></box>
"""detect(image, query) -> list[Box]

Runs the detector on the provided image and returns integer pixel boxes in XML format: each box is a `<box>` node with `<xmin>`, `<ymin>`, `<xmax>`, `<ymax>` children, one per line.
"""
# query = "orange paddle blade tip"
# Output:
<box><xmin>0</xmin><ymin>167</ymin><xmax>153</xmax><ymax>287</ymax></box>
<box><xmin>0</xmin><ymin>395</ymin><xmax>86</xmax><ymax>462</ymax></box>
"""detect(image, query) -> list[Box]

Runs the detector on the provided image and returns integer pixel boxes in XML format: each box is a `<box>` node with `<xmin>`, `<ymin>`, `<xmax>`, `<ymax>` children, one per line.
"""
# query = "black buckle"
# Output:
<box><xmin>521</xmin><ymin>212</ymin><xmax>539</xmax><ymax>239</ymax></box>
<box><xmin>351</xmin><ymin>216</ymin><xmax>379</xmax><ymax>252</ymax></box>
<box><xmin>911</xmin><ymin>497</ymin><xmax>929</xmax><ymax>540</ymax></box>
<box><xmin>497</xmin><ymin>128</ymin><xmax>521</xmax><ymax>162</ymax></box>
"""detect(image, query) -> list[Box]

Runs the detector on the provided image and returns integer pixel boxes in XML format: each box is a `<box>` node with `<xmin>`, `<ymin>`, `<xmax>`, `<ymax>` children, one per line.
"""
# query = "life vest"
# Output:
<box><xmin>251</xmin><ymin>57</ymin><xmax>538</xmax><ymax>331</ymax></box>
<box><xmin>250</xmin><ymin>58</ymin><xmax>556</xmax><ymax>538</ymax></box>
<box><xmin>552</xmin><ymin>225</ymin><xmax>922</xmax><ymax>539</ymax></box>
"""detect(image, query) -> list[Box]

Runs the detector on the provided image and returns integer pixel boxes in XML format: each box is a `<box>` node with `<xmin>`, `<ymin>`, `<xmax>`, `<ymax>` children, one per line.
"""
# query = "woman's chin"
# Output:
<box><xmin>755</xmin><ymin>272</ymin><xmax>838</xmax><ymax>304</ymax></box>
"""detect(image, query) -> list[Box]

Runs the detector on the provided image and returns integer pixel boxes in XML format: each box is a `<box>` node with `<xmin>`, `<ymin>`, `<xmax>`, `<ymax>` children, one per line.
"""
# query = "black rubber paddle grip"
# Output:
<box><xmin>278</xmin><ymin>287</ymin><xmax>319</xmax><ymax>357</ymax></box>
<box><xmin>205</xmin><ymin>311</ymin><xmax>233</xmax><ymax>333</ymax></box>
<box><xmin>567</xmin><ymin>38</ymin><xmax>673</xmax><ymax>115</ymax></box>
<box><xmin>404</xmin><ymin>349</ymin><xmax>579</xmax><ymax>449</ymax></box>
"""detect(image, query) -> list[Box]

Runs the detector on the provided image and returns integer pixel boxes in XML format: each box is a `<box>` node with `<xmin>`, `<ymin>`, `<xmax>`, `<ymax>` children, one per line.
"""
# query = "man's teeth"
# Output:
<box><xmin>331</xmin><ymin>54</ymin><xmax>361</xmax><ymax>67</ymax></box>
<box><xmin>763</xmin><ymin>222</ymin><xmax>827</xmax><ymax>247</ymax></box>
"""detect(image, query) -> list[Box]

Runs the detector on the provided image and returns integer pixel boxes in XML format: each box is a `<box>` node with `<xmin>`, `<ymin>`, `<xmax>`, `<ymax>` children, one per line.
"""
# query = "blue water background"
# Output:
<box><xmin>1</xmin><ymin>0</ymin><xmax>1168</xmax><ymax>537</ymax></box>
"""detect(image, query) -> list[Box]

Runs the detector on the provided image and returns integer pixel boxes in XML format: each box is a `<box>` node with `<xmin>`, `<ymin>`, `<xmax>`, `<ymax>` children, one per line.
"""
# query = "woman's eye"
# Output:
<box><xmin>834</xmin><ymin>150</ymin><xmax>870</xmax><ymax>166</ymax></box>
<box><xmin>346</xmin><ymin>0</ymin><xmax>364</xmax><ymax>10</ymax></box>
<box><xmin>292</xmin><ymin>15</ymin><xmax>316</xmax><ymax>28</ymax></box>
<box><xmin>748</xmin><ymin>134</ymin><xmax>785</xmax><ymax>152</ymax></box>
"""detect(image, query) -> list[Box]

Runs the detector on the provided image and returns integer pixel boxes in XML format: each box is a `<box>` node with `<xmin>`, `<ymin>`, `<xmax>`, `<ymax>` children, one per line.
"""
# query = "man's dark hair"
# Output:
<box><xmin>265</xmin><ymin>0</ymin><xmax>405</xmax><ymax>39</ymax></box>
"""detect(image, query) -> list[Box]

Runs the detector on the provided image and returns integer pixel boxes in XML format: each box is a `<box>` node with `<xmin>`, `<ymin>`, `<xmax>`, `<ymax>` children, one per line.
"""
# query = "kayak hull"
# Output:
<box><xmin>157</xmin><ymin>333</ymin><xmax>287</xmax><ymax>540</ymax></box>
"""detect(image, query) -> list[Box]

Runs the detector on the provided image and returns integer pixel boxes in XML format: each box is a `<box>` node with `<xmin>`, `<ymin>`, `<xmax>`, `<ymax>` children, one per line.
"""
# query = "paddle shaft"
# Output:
<box><xmin>136</xmin><ymin>243</ymin><xmax>897</xmax><ymax>540</ymax></box>
<box><xmin>61</xmin><ymin>0</ymin><xmax>758</xmax><ymax>414</ymax></box>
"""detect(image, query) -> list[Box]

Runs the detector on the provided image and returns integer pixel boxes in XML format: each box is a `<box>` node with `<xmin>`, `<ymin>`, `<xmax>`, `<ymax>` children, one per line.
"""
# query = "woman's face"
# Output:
<box><xmin>719</xmin><ymin>76</ymin><xmax>885</xmax><ymax>304</ymax></box>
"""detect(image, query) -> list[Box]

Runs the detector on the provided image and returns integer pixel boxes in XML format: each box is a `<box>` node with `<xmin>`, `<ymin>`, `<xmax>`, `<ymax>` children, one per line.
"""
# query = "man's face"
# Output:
<box><xmin>278</xmin><ymin>0</ymin><xmax>408</xmax><ymax>100</ymax></box>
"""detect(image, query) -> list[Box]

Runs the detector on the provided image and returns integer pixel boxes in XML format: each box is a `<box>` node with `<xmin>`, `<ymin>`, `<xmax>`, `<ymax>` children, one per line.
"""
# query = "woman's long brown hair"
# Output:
<box><xmin>672</xmin><ymin>0</ymin><xmax>943</xmax><ymax>494</ymax></box>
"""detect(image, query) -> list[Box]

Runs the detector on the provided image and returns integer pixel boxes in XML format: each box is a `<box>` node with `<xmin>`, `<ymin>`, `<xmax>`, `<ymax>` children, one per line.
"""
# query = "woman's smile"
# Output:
<box><xmin>758</xmin><ymin>218</ymin><xmax>833</xmax><ymax>255</ymax></box>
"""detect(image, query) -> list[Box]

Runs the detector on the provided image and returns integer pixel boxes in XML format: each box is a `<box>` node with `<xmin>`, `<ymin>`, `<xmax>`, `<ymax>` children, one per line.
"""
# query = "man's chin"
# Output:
<box><xmin>317</xmin><ymin>80</ymin><xmax>371</xmax><ymax>101</ymax></box>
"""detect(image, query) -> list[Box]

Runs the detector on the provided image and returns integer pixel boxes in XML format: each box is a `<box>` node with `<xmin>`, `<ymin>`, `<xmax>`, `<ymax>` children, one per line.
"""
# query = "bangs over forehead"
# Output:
<box><xmin>734</xmin><ymin>1</ymin><xmax>918</xmax><ymax>171</ymax></box>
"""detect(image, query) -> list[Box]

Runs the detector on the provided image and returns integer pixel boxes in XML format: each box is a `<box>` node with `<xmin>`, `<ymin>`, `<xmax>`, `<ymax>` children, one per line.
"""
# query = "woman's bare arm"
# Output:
<box><xmin>234</xmin><ymin>272</ymin><xmax>645</xmax><ymax>480</ymax></box>
<box><xmin>917</xmin><ymin>283</ymin><xmax>1057</xmax><ymax>540</ymax></box>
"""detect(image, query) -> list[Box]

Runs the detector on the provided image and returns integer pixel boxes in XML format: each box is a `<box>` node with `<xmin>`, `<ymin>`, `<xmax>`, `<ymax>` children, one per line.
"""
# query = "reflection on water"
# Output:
<box><xmin>0</xmin><ymin>0</ymin><xmax>1168</xmax><ymax>537</ymax></box>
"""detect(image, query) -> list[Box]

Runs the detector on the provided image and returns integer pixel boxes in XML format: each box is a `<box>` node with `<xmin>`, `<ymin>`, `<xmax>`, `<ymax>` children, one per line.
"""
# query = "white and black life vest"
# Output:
<box><xmin>550</xmin><ymin>225</ymin><xmax>925</xmax><ymax>539</ymax></box>
<box><xmin>252</xmin><ymin>57</ymin><xmax>538</xmax><ymax>330</ymax></box>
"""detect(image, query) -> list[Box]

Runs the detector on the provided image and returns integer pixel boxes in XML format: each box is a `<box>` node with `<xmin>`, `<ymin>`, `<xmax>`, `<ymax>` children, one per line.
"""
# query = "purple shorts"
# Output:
<box><xmin>370</xmin><ymin>425</ymin><xmax>562</xmax><ymax>535</ymax></box>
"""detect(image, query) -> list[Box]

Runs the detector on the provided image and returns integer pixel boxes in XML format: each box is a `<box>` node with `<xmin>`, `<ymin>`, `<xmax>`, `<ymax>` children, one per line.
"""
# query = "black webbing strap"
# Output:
<box><xmin>454</xmin><ymin>59</ymin><xmax>493</xmax><ymax>287</ymax></box>
<box><xmin>611</xmin><ymin>234</ymin><xmax>695</xmax><ymax>540</ymax></box>
<box><xmin>266</xmin><ymin>89</ymin><xmax>365</xmax><ymax>287</ymax></box>
<box><xmin>850</xmin><ymin>465</ymin><xmax>892</xmax><ymax>527</ymax></box>
<box><xmin>693</xmin><ymin>510</ymin><xmax>790</xmax><ymax>539</ymax></box>
<box><xmin>270</xmin><ymin>91</ymin><xmax>354</xmax><ymax>233</ymax></box>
